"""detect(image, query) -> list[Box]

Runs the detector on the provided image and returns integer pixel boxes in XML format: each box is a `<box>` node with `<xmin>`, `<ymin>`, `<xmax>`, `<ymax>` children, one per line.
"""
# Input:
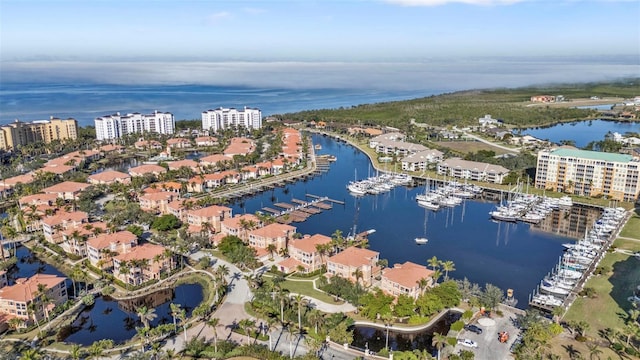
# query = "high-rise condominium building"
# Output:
<box><xmin>0</xmin><ymin>118</ymin><xmax>78</xmax><ymax>150</ymax></box>
<box><xmin>201</xmin><ymin>107</ymin><xmax>262</xmax><ymax>133</ymax></box>
<box><xmin>535</xmin><ymin>147</ymin><xmax>640</xmax><ymax>202</ymax></box>
<box><xmin>95</xmin><ymin>111</ymin><xmax>175</xmax><ymax>140</ymax></box>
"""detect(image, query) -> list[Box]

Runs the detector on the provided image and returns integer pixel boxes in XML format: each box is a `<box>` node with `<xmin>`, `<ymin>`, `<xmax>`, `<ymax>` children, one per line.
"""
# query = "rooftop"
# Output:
<box><xmin>549</xmin><ymin>148</ymin><xmax>635</xmax><ymax>163</ymax></box>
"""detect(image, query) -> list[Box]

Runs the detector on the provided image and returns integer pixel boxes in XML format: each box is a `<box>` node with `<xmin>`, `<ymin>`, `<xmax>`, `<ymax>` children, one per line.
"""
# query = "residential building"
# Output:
<box><xmin>166</xmin><ymin>138</ymin><xmax>191</xmax><ymax>149</ymax></box>
<box><xmin>201</xmin><ymin>107</ymin><xmax>262</xmax><ymax>133</ymax></box>
<box><xmin>87</xmin><ymin>231</ymin><xmax>138</xmax><ymax>269</ymax></box>
<box><xmin>139</xmin><ymin>191</ymin><xmax>176</xmax><ymax>214</ymax></box>
<box><xmin>0</xmin><ymin>274</ymin><xmax>68</xmax><ymax>325</ymax></box>
<box><xmin>113</xmin><ymin>244</ymin><xmax>174</xmax><ymax>286</ymax></box>
<box><xmin>0</xmin><ymin>118</ymin><xmax>78</xmax><ymax>151</ymax></box>
<box><xmin>478</xmin><ymin>114</ymin><xmax>500</xmax><ymax>127</ymax></box>
<box><xmin>279</xmin><ymin>234</ymin><xmax>333</xmax><ymax>273</ymax></box>
<box><xmin>88</xmin><ymin>170</ymin><xmax>131</xmax><ymax>185</ymax></box>
<box><xmin>380</xmin><ymin>261</ymin><xmax>434</xmax><ymax>300</ymax></box>
<box><xmin>220</xmin><ymin>214</ymin><xmax>262</xmax><ymax>242</ymax></box>
<box><xmin>134</xmin><ymin>140</ymin><xmax>163</xmax><ymax>150</ymax></box>
<box><xmin>401</xmin><ymin>149</ymin><xmax>444</xmax><ymax>171</ymax></box>
<box><xmin>535</xmin><ymin>147</ymin><xmax>640</xmax><ymax>202</ymax></box>
<box><xmin>437</xmin><ymin>158</ymin><xmax>510</xmax><ymax>184</ymax></box>
<box><xmin>248</xmin><ymin>223</ymin><xmax>296</xmax><ymax>252</ymax></box>
<box><xmin>530</xmin><ymin>95</ymin><xmax>556</xmax><ymax>103</ymax></box>
<box><xmin>95</xmin><ymin>111</ymin><xmax>175</xmax><ymax>140</ymax></box>
<box><xmin>41</xmin><ymin>181</ymin><xmax>91</xmax><ymax>200</ymax></box>
<box><xmin>224</xmin><ymin>137</ymin><xmax>256</xmax><ymax>156</ymax></box>
<box><xmin>42</xmin><ymin>211</ymin><xmax>89</xmax><ymax>243</ymax></box>
<box><xmin>60</xmin><ymin>222</ymin><xmax>108</xmax><ymax>256</ymax></box>
<box><xmin>195</xmin><ymin>136</ymin><xmax>218</xmax><ymax>147</ymax></box>
<box><xmin>326</xmin><ymin>247</ymin><xmax>380</xmax><ymax>287</ymax></box>
<box><xmin>167</xmin><ymin>159</ymin><xmax>200</xmax><ymax>173</ymax></box>
<box><xmin>129</xmin><ymin>164</ymin><xmax>167</xmax><ymax>177</ymax></box>
<box><xmin>368</xmin><ymin>133</ymin><xmax>427</xmax><ymax>156</ymax></box>
<box><xmin>186</xmin><ymin>205</ymin><xmax>232</xmax><ymax>234</ymax></box>
<box><xmin>200</xmin><ymin>154</ymin><xmax>232</xmax><ymax>168</ymax></box>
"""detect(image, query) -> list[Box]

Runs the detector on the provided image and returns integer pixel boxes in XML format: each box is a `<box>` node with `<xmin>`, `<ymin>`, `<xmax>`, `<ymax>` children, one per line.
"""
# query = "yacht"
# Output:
<box><xmin>540</xmin><ymin>280</ymin><xmax>570</xmax><ymax>296</ymax></box>
<box><xmin>415</xmin><ymin>237</ymin><xmax>428</xmax><ymax>245</ymax></box>
<box><xmin>417</xmin><ymin>199</ymin><xmax>440</xmax><ymax>211</ymax></box>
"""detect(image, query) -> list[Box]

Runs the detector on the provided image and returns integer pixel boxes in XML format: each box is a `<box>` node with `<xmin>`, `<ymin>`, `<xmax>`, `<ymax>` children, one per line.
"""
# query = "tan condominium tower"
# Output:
<box><xmin>0</xmin><ymin>117</ymin><xmax>78</xmax><ymax>151</ymax></box>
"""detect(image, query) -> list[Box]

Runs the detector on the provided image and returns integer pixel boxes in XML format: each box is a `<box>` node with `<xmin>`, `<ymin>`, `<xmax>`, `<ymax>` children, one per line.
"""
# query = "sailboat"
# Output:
<box><xmin>415</xmin><ymin>209</ymin><xmax>429</xmax><ymax>245</ymax></box>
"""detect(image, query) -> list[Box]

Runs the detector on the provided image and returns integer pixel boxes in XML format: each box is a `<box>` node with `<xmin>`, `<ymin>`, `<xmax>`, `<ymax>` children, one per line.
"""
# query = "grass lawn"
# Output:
<box><xmin>563</xmin><ymin>251</ymin><xmax>640</xmax><ymax>339</ymax></box>
<box><xmin>619</xmin><ymin>212</ymin><xmax>640</xmax><ymax>240</ymax></box>
<box><xmin>434</xmin><ymin>140</ymin><xmax>511</xmax><ymax>155</ymax></box>
<box><xmin>613</xmin><ymin>238</ymin><xmax>640</xmax><ymax>252</ymax></box>
<box><xmin>279</xmin><ymin>279</ymin><xmax>343</xmax><ymax>304</ymax></box>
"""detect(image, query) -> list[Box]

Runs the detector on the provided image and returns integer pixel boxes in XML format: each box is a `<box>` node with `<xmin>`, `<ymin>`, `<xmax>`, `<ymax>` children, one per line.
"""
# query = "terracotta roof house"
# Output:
<box><xmin>42</xmin><ymin>181</ymin><xmax>91</xmax><ymax>200</ymax></box>
<box><xmin>186</xmin><ymin>176</ymin><xmax>205</xmax><ymax>192</ymax></box>
<box><xmin>88</xmin><ymin>170</ymin><xmax>131</xmax><ymax>185</ymax></box>
<box><xmin>195</xmin><ymin>136</ymin><xmax>218</xmax><ymax>147</ymax></box>
<box><xmin>200</xmin><ymin>154</ymin><xmax>232</xmax><ymax>167</ymax></box>
<box><xmin>220</xmin><ymin>214</ymin><xmax>262</xmax><ymax>242</ymax></box>
<box><xmin>99</xmin><ymin>144</ymin><xmax>124</xmax><ymax>153</ymax></box>
<box><xmin>380</xmin><ymin>261</ymin><xmax>434</xmax><ymax>299</ymax></box>
<box><xmin>87</xmin><ymin>231</ymin><xmax>138</xmax><ymax>269</ymax></box>
<box><xmin>326</xmin><ymin>246</ymin><xmax>380</xmax><ymax>287</ymax></box>
<box><xmin>129</xmin><ymin>164</ymin><xmax>167</xmax><ymax>177</ymax></box>
<box><xmin>59</xmin><ymin>221</ymin><xmax>108</xmax><ymax>256</ymax></box>
<box><xmin>42</xmin><ymin>211</ymin><xmax>88</xmax><ymax>243</ymax></box>
<box><xmin>0</xmin><ymin>274</ymin><xmax>68</xmax><ymax>325</ymax></box>
<box><xmin>113</xmin><ymin>244</ymin><xmax>174</xmax><ymax>286</ymax></box>
<box><xmin>166</xmin><ymin>137</ymin><xmax>192</xmax><ymax>149</ymax></box>
<box><xmin>248</xmin><ymin>223</ymin><xmax>296</xmax><ymax>252</ymax></box>
<box><xmin>280</xmin><ymin>234</ymin><xmax>333</xmax><ymax>273</ymax></box>
<box><xmin>139</xmin><ymin>191</ymin><xmax>176</xmax><ymax>214</ymax></box>
<box><xmin>134</xmin><ymin>140</ymin><xmax>162</xmax><ymax>150</ymax></box>
<box><xmin>167</xmin><ymin>159</ymin><xmax>200</xmax><ymax>172</ymax></box>
<box><xmin>3</xmin><ymin>173</ymin><xmax>35</xmax><ymax>187</ymax></box>
<box><xmin>37</xmin><ymin>164</ymin><xmax>74</xmax><ymax>175</ymax></box>
<box><xmin>167</xmin><ymin>198</ymin><xmax>193</xmax><ymax>221</ymax></box>
<box><xmin>186</xmin><ymin>205</ymin><xmax>232</xmax><ymax>234</ymax></box>
<box><xmin>19</xmin><ymin>193</ymin><xmax>59</xmax><ymax>208</ymax></box>
<box><xmin>223</xmin><ymin>137</ymin><xmax>255</xmax><ymax>156</ymax></box>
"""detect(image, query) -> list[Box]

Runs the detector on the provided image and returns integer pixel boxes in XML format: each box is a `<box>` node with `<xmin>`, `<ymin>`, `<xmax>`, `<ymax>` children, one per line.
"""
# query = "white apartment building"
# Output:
<box><xmin>535</xmin><ymin>148</ymin><xmax>640</xmax><ymax>202</ymax></box>
<box><xmin>201</xmin><ymin>107</ymin><xmax>262</xmax><ymax>133</ymax></box>
<box><xmin>95</xmin><ymin>111</ymin><xmax>175</xmax><ymax>140</ymax></box>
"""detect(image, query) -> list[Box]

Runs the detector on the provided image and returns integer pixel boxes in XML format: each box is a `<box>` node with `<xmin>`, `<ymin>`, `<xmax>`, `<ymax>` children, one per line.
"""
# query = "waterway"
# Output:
<box><xmin>231</xmin><ymin>134</ymin><xmax>589</xmax><ymax>308</ymax></box>
<box><xmin>520</xmin><ymin>119</ymin><xmax>640</xmax><ymax>148</ymax></box>
<box><xmin>352</xmin><ymin>311</ymin><xmax>461</xmax><ymax>353</ymax></box>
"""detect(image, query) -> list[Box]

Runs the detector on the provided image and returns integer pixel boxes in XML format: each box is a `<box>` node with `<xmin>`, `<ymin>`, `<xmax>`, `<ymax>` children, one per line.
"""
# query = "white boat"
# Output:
<box><xmin>558</xmin><ymin>195</ymin><xmax>573</xmax><ymax>208</ymax></box>
<box><xmin>347</xmin><ymin>182</ymin><xmax>367</xmax><ymax>195</ymax></box>
<box><xmin>540</xmin><ymin>280</ymin><xmax>570</xmax><ymax>296</ymax></box>
<box><xmin>415</xmin><ymin>237</ymin><xmax>428</xmax><ymax>245</ymax></box>
<box><xmin>417</xmin><ymin>199</ymin><xmax>440</xmax><ymax>211</ymax></box>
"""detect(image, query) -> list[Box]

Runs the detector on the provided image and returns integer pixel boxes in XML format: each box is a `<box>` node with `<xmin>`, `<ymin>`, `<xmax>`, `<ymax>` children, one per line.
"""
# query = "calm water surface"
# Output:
<box><xmin>521</xmin><ymin>119</ymin><xmax>640</xmax><ymax>148</ymax></box>
<box><xmin>232</xmin><ymin>134</ymin><xmax>586</xmax><ymax>308</ymax></box>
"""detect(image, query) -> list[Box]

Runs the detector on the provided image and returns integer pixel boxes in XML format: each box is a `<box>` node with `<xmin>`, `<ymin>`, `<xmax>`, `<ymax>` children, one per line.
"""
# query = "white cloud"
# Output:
<box><xmin>206</xmin><ymin>11</ymin><xmax>232</xmax><ymax>24</ymax></box>
<box><xmin>384</xmin><ymin>0</ymin><xmax>524</xmax><ymax>6</ymax></box>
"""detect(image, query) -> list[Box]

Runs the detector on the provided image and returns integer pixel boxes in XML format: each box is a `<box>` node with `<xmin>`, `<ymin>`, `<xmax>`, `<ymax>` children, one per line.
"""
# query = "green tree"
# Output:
<box><xmin>441</xmin><ymin>260</ymin><xmax>456</xmax><ymax>281</ymax></box>
<box><xmin>136</xmin><ymin>306</ymin><xmax>157</xmax><ymax>329</ymax></box>
<box><xmin>151</xmin><ymin>214</ymin><xmax>181</xmax><ymax>231</ymax></box>
<box><xmin>432</xmin><ymin>332</ymin><xmax>448</xmax><ymax>360</ymax></box>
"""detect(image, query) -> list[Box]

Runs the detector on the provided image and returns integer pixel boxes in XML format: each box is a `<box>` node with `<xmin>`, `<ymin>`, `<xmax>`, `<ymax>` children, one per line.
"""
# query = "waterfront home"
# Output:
<box><xmin>220</xmin><ymin>214</ymin><xmax>262</xmax><ymax>243</ymax></box>
<box><xmin>129</xmin><ymin>164</ymin><xmax>167</xmax><ymax>177</ymax></box>
<box><xmin>60</xmin><ymin>222</ymin><xmax>108</xmax><ymax>256</ymax></box>
<box><xmin>401</xmin><ymin>149</ymin><xmax>444</xmax><ymax>171</ymax></box>
<box><xmin>42</xmin><ymin>211</ymin><xmax>89</xmax><ymax>243</ymax></box>
<box><xmin>437</xmin><ymin>158</ymin><xmax>509</xmax><ymax>184</ymax></box>
<box><xmin>186</xmin><ymin>176</ymin><xmax>205</xmax><ymax>192</ymax></box>
<box><xmin>19</xmin><ymin>193</ymin><xmax>59</xmax><ymax>208</ymax></box>
<box><xmin>186</xmin><ymin>205</ymin><xmax>233</xmax><ymax>234</ymax></box>
<box><xmin>279</xmin><ymin>234</ymin><xmax>333</xmax><ymax>273</ymax></box>
<box><xmin>535</xmin><ymin>147</ymin><xmax>640</xmax><ymax>202</ymax></box>
<box><xmin>347</xmin><ymin>127</ymin><xmax>383</xmax><ymax>137</ymax></box>
<box><xmin>240</xmin><ymin>166</ymin><xmax>259</xmax><ymax>181</ymax></box>
<box><xmin>271</xmin><ymin>158</ymin><xmax>286</xmax><ymax>175</ymax></box>
<box><xmin>139</xmin><ymin>191</ymin><xmax>176</xmax><ymax>214</ymax></box>
<box><xmin>157</xmin><ymin>181</ymin><xmax>182</xmax><ymax>193</ymax></box>
<box><xmin>166</xmin><ymin>137</ymin><xmax>191</xmax><ymax>149</ymax></box>
<box><xmin>248</xmin><ymin>223</ymin><xmax>296</xmax><ymax>252</ymax></box>
<box><xmin>98</xmin><ymin>144</ymin><xmax>124</xmax><ymax>153</ymax></box>
<box><xmin>45</xmin><ymin>150</ymin><xmax>100</xmax><ymax>168</ymax></box>
<box><xmin>221</xmin><ymin>170</ymin><xmax>241</xmax><ymax>184</ymax></box>
<box><xmin>380</xmin><ymin>261</ymin><xmax>434</xmax><ymax>300</ymax></box>
<box><xmin>87</xmin><ymin>230</ymin><xmax>138</xmax><ymax>269</ymax></box>
<box><xmin>167</xmin><ymin>198</ymin><xmax>192</xmax><ymax>221</ymax></box>
<box><xmin>88</xmin><ymin>170</ymin><xmax>131</xmax><ymax>185</ymax></box>
<box><xmin>326</xmin><ymin>246</ymin><xmax>380</xmax><ymax>287</ymax></box>
<box><xmin>37</xmin><ymin>164</ymin><xmax>74</xmax><ymax>176</ymax></box>
<box><xmin>42</xmin><ymin>181</ymin><xmax>91</xmax><ymax>200</ymax></box>
<box><xmin>0</xmin><ymin>274</ymin><xmax>68</xmax><ymax>327</ymax></box>
<box><xmin>113</xmin><ymin>244</ymin><xmax>174</xmax><ymax>286</ymax></box>
<box><xmin>195</xmin><ymin>136</ymin><xmax>218</xmax><ymax>147</ymax></box>
<box><xmin>2</xmin><ymin>174</ymin><xmax>35</xmax><ymax>196</ymax></box>
<box><xmin>200</xmin><ymin>154</ymin><xmax>232</xmax><ymax>168</ymax></box>
<box><xmin>255</xmin><ymin>161</ymin><xmax>274</xmax><ymax>176</ymax></box>
<box><xmin>224</xmin><ymin>137</ymin><xmax>255</xmax><ymax>156</ymax></box>
<box><xmin>134</xmin><ymin>140</ymin><xmax>163</xmax><ymax>150</ymax></box>
<box><xmin>282</xmin><ymin>128</ymin><xmax>303</xmax><ymax>161</ymax></box>
<box><xmin>167</xmin><ymin>159</ymin><xmax>200</xmax><ymax>173</ymax></box>
<box><xmin>369</xmin><ymin>134</ymin><xmax>428</xmax><ymax>157</ymax></box>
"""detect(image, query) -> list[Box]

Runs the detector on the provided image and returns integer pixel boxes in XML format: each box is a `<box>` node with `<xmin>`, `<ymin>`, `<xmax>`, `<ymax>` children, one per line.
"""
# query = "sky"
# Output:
<box><xmin>1</xmin><ymin>0</ymin><xmax>639</xmax><ymax>89</ymax></box>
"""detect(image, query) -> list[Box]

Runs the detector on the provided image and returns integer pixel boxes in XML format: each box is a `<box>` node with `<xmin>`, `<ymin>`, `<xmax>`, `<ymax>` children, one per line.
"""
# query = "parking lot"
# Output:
<box><xmin>453</xmin><ymin>305</ymin><xmax>523</xmax><ymax>360</ymax></box>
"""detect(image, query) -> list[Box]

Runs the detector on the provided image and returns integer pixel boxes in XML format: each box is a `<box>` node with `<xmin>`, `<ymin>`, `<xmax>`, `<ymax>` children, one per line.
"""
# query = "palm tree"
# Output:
<box><xmin>136</xmin><ymin>305</ymin><xmax>157</xmax><ymax>329</ymax></box>
<box><xmin>427</xmin><ymin>256</ymin><xmax>440</xmax><ymax>271</ymax></box>
<box><xmin>239</xmin><ymin>318</ymin><xmax>256</xmax><ymax>344</ymax></box>
<box><xmin>169</xmin><ymin>303</ymin><xmax>181</xmax><ymax>333</ymax></box>
<box><xmin>207</xmin><ymin>317</ymin><xmax>220</xmax><ymax>353</ymax></box>
<box><xmin>432</xmin><ymin>269</ymin><xmax>442</xmax><ymax>284</ymax></box>
<box><xmin>36</xmin><ymin>283</ymin><xmax>52</xmax><ymax>325</ymax></box>
<box><xmin>291</xmin><ymin>294</ymin><xmax>308</xmax><ymax>331</ymax></box>
<box><xmin>266</xmin><ymin>244</ymin><xmax>277</xmax><ymax>259</ymax></box>
<box><xmin>587</xmin><ymin>343</ymin><xmax>603</xmax><ymax>360</ymax></box>
<box><xmin>307</xmin><ymin>309</ymin><xmax>325</xmax><ymax>334</ymax></box>
<box><xmin>87</xmin><ymin>340</ymin><xmax>105</xmax><ymax>359</ymax></box>
<box><xmin>552</xmin><ymin>306</ymin><xmax>565</xmax><ymax>324</ymax></box>
<box><xmin>18</xmin><ymin>348</ymin><xmax>42</xmax><ymax>360</ymax></box>
<box><xmin>432</xmin><ymin>332</ymin><xmax>448</xmax><ymax>360</ymax></box>
<box><xmin>381</xmin><ymin>313</ymin><xmax>394</xmax><ymax>351</ymax></box>
<box><xmin>441</xmin><ymin>260</ymin><xmax>455</xmax><ymax>281</ymax></box>
<box><xmin>352</xmin><ymin>268</ymin><xmax>364</xmax><ymax>287</ymax></box>
<box><xmin>69</xmin><ymin>344</ymin><xmax>84</xmax><ymax>360</ymax></box>
<box><xmin>418</xmin><ymin>277</ymin><xmax>430</xmax><ymax>294</ymax></box>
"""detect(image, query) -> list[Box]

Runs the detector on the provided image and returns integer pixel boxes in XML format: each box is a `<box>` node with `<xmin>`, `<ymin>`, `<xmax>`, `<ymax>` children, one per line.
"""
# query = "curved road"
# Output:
<box><xmin>459</xmin><ymin>131</ymin><xmax>520</xmax><ymax>153</ymax></box>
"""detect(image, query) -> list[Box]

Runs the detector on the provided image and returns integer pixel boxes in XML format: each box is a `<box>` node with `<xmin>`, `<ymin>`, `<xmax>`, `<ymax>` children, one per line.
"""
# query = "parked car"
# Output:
<box><xmin>457</xmin><ymin>339</ymin><xmax>478</xmax><ymax>348</ymax></box>
<box><xmin>464</xmin><ymin>324</ymin><xmax>483</xmax><ymax>334</ymax></box>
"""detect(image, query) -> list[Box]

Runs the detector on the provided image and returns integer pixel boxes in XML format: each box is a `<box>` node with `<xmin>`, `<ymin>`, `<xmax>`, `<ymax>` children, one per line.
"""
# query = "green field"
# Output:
<box><xmin>280</xmin><ymin>278</ymin><xmax>342</xmax><ymax>304</ymax></box>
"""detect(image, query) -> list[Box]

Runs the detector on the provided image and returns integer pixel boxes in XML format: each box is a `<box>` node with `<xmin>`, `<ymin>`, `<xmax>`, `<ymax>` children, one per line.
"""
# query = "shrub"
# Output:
<box><xmin>625</xmin><ymin>347</ymin><xmax>639</xmax><ymax>356</ymax></box>
<box><xmin>611</xmin><ymin>343</ymin><xmax>624</xmax><ymax>352</ymax></box>
<box><xmin>447</xmin><ymin>337</ymin><xmax>458</xmax><ymax>346</ymax></box>
<box><xmin>450</xmin><ymin>320</ymin><xmax>465</xmax><ymax>332</ymax></box>
<box><xmin>579</xmin><ymin>287</ymin><xmax>597</xmax><ymax>298</ymax></box>
<box><xmin>462</xmin><ymin>310</ymin><xmax>474</xmax><ymax>322</ymax></box>
<box><xmin>495</xmin><ymin>310</ymin><xmax>504</xmax><ymax>317</ymax></box>
<box><xmin>575</xmin><ymin>335</ymin><xmax>588</xmax><ymax>342</ymax></box>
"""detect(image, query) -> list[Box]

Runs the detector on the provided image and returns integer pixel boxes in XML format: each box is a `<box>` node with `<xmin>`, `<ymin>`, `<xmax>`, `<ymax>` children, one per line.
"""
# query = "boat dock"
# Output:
<box><xmin>306</xmin><ymin>194</ymin><xmax>345</xmax><ymax>205</ymax></box>
<box><xmin>255</xmin><ymin>195</ymin><xmax>337</xmax><ymax>224</ymax></box>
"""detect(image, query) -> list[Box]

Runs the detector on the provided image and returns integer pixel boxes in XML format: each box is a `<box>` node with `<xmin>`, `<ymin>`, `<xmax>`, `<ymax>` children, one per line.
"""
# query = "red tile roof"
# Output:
<box><xmin>129</xmin><ymin>164</ymin><xmax>167</xmax><ymax>176</ymax></box>
<box><xmin>250</xmin><ymin>223</ymin><xmax>296</xmax><ymax>238</ymax></box>
<box><xmin>87</xmin><ymin>231</ymin><xmax>137</xmax><ymax>250</ymax></box>
<box><xmin>290</xmin><ymin>234</ymin><xmax>332</xmax><ymax>253</ymax></box>
<box><xmin>88</xmin><ymin>170</ymin><xmax>130</xmax><ymax>183</ymax></box>
<box><xmin>0</xmin><ymin>274</ymin><xmax>66</xmax><ymax>302</ymax></box>
<box><xmin>328</xmin><ymin>246</ymin><xmax>379</xmax><ymax>267</ymax></box>
<box><xmin>42</xmin><ymin>181</ymin><xmax>90</xmax><ymax>194</ymax></box>
<box><xmin>382</xmin><ymin>261</ymin><xmax>434</xmax><ymax>289</ymax></box>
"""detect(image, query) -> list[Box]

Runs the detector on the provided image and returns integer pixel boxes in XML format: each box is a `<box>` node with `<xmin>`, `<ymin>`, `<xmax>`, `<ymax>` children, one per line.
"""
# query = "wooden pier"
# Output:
<box><xmin>306</xmin><ymin>194</ymin><xmax>345</xmax><ymax>205</ymax></box>
<box><xmin>262</xmin><ymin>207</ymin><xmax>281</xmax><ymax>214</ymax></box>
<box><xmin>274</xmin><ymin>202</ymin><xmax>295</xmax><ymax>209</ymax></box>
<box><xmin>312</xmin><ymin>202</ymin><xmax>332</xmax><ymax>210</ymax></box>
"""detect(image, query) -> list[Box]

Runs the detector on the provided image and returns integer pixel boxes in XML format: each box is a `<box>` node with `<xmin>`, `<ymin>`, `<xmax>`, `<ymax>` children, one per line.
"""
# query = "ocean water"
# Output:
<box><xmin>0</xmin><ymin>82</ymin><xmax>438</xmax><ymax>127</ymax></box>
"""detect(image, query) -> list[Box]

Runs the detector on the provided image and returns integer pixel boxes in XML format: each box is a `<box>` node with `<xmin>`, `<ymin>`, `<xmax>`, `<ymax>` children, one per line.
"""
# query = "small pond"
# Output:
<box><xmin>62</xmin><ymin>283</ymin><xmax>204</xmax><ymax>345</ymax></box>
<box><xmin>351</xmin><ymin>311</ymin><xmax>461</xmax><ymax>354</ymax></box>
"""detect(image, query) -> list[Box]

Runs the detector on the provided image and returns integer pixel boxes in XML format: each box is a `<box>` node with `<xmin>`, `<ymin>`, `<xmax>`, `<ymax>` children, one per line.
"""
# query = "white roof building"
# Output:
<box><xmin>201</xmin><ymin>107</ymin><xmax>262</xmax><ymax>133</ymax></box>
<box><xmin>95</xmin><ymin>111</ymin><xmax>175</xmax><ymax>140</ymax></box>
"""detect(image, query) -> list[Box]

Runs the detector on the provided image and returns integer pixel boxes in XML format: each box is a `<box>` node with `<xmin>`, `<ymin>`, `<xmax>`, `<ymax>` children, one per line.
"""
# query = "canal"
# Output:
<box><xmin>520</xmin><ymin>119</ymin><xmax>640</xmax><ymax>148</ymax></box>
